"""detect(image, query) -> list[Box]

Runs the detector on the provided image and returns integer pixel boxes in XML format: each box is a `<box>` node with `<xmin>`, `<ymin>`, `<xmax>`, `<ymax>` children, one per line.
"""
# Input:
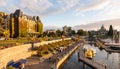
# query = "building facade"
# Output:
<box><xmin>9</xmin><ymin>9</ymin><xmax>43</xmax><ymax>38</ymax></box>
<box><xmin>97</xmin><ymin>24</ymin><xmax>107</xmax><ymax>36</ymax></box>
<box><xmin>46</xmin><ymin>29</ymin><xmax>56</xmax><ymax>34</ymax></box>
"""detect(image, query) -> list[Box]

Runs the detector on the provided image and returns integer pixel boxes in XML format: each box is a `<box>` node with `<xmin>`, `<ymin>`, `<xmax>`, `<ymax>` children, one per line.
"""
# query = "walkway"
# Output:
<box><xmin>25</xmin><ymin>41</ymin><xmax>81</xmax><ymax>69</ymax></box>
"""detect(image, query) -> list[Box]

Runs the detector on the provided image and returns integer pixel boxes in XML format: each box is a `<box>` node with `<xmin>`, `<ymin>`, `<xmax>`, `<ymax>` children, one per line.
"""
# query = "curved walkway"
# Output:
<box><xmin>25</xmin><ymin>41</ymin><xmax>81</xmax><ymax>69</ymax></box>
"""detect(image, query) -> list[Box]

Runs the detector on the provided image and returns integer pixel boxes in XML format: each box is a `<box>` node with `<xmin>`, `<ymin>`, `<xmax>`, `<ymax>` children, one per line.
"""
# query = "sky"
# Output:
<box><xmin>0</xmin><ymin>0</ymin><xmax>120</xmax><ymax>27</ymax></box>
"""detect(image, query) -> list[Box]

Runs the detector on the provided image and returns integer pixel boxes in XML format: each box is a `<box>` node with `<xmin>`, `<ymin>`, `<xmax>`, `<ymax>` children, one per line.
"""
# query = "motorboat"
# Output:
<box><xmin>85</xmin><ymin>50</ymin><xmax>93</xmax><ymax>59</ymax></box>
<box><xmin>85</xmin><ymin>48</ymin><xmax>96</xmax><ymax>59</ymax></box>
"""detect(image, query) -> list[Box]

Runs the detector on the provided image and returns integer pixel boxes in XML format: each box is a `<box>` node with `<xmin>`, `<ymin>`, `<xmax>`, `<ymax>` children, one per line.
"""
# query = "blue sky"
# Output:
<box><xmin>0</xmin><ymin>0</ymin><xmax>120</xmax><ymax>27</ymax></box>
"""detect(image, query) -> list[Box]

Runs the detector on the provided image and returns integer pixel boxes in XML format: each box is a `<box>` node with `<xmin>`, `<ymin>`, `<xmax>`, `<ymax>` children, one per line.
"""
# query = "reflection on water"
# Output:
<box><xmin>60</xmin><ymin>43</ymin><xmax>120</xmax><ymax>69</ymax></box>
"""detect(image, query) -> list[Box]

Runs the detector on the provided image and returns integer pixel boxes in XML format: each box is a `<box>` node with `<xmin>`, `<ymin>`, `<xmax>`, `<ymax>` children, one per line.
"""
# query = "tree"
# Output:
<box><xmin>56</xmin><ymin>30</ymin><xmax>62</xmax><ymax>37</ymax></box>
<box><xmin>42</xmin><ymin>32</ymin><xmax>47</xmax><ymax>37</ymax></box>
<box><xmin>77</xmin><ymin>29</ymin><xmax>86</xmax><ymax>36</ymax></box>
<box><xmin>0</xmin><ymin>27</ymin><xmax>4</xmax><ymax>36</ymax></box>
<box><xmin>61</xmin><ymin>31</ymin><xmax>64</xmax><ymax>35</ymax></box>
<box><xmin>47</xmin><ymin>32</ymin><xmax>56</xmax><ymax>37</ymax></box>
<box><xmin>0</xmin><ymin>12</ymin><xmax>6</xmax><ymax>37</ymax></box>
<box><xmin>0</xmin><ymin>12</ymin><xmax>6</xmax><ymax>17</ymax></box>
<box><xmin>71</xmin><ymin>30</ymin><xmax>76</xmax><ymax>36</ymax></box>
<box><xmin>108</xmin><ymin>25</ymin><xmax>113</xmax><ymax>37</ymax></box>
<box><xmin>0</xmin><ymin>12</ymin><xmax>6</xmax><ymax>24</ymax></box>
<box><xmin>0</xmin><ymin>17</ymin><xmax>3</xmax><ymax>23</ymax></box>
<box><xmin>3</xmin><ymin>30</ymin><xmax>10</xmax><ymax>39</ymax></box>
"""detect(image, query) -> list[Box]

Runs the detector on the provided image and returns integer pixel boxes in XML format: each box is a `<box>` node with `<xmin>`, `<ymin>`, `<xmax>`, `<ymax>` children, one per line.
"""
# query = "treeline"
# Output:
<box><xmin>41</xmin><ymin>29</ymin><xmax>87</xmax><ymax>37</ymax></box>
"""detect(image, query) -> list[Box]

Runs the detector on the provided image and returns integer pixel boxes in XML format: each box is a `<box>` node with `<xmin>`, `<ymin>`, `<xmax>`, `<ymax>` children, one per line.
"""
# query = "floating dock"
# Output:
<box><xmin>78</xmin><ymin>47</ymin><xmax>108</xmax><ymax>69</ymax></box>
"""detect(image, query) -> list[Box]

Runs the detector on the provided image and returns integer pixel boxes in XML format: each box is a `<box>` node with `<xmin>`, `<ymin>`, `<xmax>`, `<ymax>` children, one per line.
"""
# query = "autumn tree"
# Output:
<box><xmin>3</xmin><ymin>30</ymin><xmax>10</xmax><ymax>39</ymax></box>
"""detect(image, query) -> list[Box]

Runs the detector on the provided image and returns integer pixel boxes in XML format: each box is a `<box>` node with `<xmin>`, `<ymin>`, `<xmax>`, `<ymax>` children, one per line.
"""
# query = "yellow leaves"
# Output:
<box><xmin>0</xmin><ymin>12</ymin><xmax>6</xmax><ymax>17</ymax></box>
<box><xmin>3</xmin><ymin>30</ymin><xmax>10</xmax><ymax>39</ymax></box>
<box><xmin>3</xmin><ymin>30</ymin><xmax>9</xmax><ymax>35</ymax></box>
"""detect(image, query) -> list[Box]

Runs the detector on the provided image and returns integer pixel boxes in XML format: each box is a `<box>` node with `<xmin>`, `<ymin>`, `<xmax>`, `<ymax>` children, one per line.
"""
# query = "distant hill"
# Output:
<box><xmin>44</xmin><ymin>19</ymin><xmax>120</xmax><ymax>31</ymax></box>
<box><xmin>73</xmin><ymin>19</ymin><xmax>120</xmax><ymax>31</ymax></box>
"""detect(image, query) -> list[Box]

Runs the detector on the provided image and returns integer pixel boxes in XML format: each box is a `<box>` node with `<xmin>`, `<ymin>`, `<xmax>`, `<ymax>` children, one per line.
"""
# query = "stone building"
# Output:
<box><xmin>9</xmin><ymin>9</ymin><xmax>43</xmax><ymax>38</ymax></box>
<box><xmin>46</xmin><ymin>29</ymin><xmax>56</xmax><ymax>34</ymax></box>
<box><xmin>63</xmin><ymin>25</ymin><xmax>72</xmax><ymax>36</ymax></box>
<box><xmin>97</xmin><ymin>24</ymin><xmax>107</xmax><ymax>36</ymax></box>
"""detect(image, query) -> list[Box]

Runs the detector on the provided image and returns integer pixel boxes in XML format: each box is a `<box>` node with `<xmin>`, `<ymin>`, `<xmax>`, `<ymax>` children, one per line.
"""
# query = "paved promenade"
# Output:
<box><xmin>25</xmin><ymin>41</ymin><xmax>81</xmax><ymax>69</ymax></box>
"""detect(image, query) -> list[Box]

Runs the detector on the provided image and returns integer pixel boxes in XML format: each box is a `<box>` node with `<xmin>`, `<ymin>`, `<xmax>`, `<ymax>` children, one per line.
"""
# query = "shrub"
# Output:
<box><xmin>48</xmin><ymin>48</ymin><xmax>53</xmax><ymax>52</ymax></box>
<box><xmin>43</xmin><ymin>51</ymin><xmax>49</xmax><ymax>54</ymax></box>
<box><xmin>6</xmin><ymin>66</ymin><xmax>15</xmax><ymax>69</ymax></box>
<box><xmin>36</xmin><ymin>39</ymin><xmax>72</xmax><ymax>57</ymax></box>
<box><xmin>37</xmin><ymin>51</ymin><xmax>42</xmax><ymax>57</ymax></box>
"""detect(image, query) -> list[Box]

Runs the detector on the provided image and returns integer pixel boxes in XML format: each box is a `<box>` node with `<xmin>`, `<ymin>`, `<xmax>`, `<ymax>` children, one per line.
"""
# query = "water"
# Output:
<box><xmin>60</xmin><ymin>43</ymin><xmax>120</xmax><ymax>69</ymax></box>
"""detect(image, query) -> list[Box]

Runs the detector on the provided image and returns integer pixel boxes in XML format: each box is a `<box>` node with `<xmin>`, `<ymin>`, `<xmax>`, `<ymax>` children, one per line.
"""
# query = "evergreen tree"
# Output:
<box><xmin>108</xmin><ymin>25</ymin><xmax>113</xmax><ymax>37</ymax></box>
<box><xmin>56</xmin><ymin>30</ymin><xmax>62</xmax><ymax>37</ymax></box>
<box><xmin>71</xmin><ymin>30</ymin><xmax>76</xmax><ymax>36</ymax></box>
<box><xmin>77</xmin><ymin>29</ymin><xmax>86</xmax><ymax>36</ymax></box>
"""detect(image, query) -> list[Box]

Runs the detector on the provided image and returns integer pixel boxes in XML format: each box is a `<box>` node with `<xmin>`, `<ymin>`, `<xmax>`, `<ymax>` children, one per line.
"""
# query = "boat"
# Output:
<box><xmin>85</xmin><ymin>48</ymin><xmax>96</xmax><ymax>59</ymax></box>
<box><xmin>85</xmin><ymin>50</ymin><xmax>93</xmax><ymax>59</ymax></box>
<box><xmin>109</xmin><ymin>45</ymin><xmax>120</xmax><ymax>50</ymax></box>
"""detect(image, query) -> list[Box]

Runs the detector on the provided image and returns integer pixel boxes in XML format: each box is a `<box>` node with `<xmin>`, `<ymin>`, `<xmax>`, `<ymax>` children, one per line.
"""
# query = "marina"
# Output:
<box><xmin>60</xmin><ymin>43</ymin><xmax>120</xmax><ymax>69</ymax></box>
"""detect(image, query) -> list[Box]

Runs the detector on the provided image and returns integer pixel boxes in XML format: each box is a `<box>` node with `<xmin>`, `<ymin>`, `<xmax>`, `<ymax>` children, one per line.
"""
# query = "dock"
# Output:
<box><xmin>78</xmin><ymin>47</ymin><xmax>108</xmax><ymax>69</ymax></box>
<box><xmin>96</xmin><ymin>40</ymin><xmax>120</xmax><ymax>53</ymax></box>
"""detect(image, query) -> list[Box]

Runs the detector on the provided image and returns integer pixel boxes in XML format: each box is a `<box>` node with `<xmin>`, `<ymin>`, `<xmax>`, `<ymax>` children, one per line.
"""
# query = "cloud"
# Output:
<box><xmin>20</xmin><ymin>0</ymin><xmax>78</xmax><ymax>17</ymax></box>
<box><xmin>19</xmin><ymin>0</ymin><xmax>80</xmax><ymax>17</ymax></box>
<box><xmin>20</xmin><ymin>0</ymin><xmax>53</xmax><ymax>16</ymax></box>
<box><xmin>94</xmin><ymin>0</ymin><xmax>120</xmax><ymax>20</ymax></box>
<box><xmin>0</xmin><ymin>0</ymin><xmax>7</xmax><ymax>7</ymax></box>
<box><xmin>57</xmin><ymin>0</ymin><xmax>79</xmax><ymax>11</ymax></box>
<box><xmin>0</xmin><ymin>0</ymin><xmax>119</xmax><ymax>19</ymax></box>
<box><xmin>74</xmin><ymin>0</ymin><xmax>110</xmax><ymax>12</ymax></box>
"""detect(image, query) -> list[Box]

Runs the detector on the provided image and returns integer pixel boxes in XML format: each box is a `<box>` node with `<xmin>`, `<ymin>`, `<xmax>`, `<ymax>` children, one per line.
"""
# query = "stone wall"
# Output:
<box><xmin>56</xmin><ymin>43</ymin><xmax>79</xmax><ymax>69</ymax></box>
<box><xmin>0</xmin><ymin>38</ymin><xmax>71</xmax><ymax>69</ymax></box>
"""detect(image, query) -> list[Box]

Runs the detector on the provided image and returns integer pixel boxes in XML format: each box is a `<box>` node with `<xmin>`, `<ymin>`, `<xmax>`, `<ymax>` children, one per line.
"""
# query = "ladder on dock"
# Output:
<box><xmin>78</xmin><ymin>48</ymin><xmax>108</xmax><ymax>69</ymax></box>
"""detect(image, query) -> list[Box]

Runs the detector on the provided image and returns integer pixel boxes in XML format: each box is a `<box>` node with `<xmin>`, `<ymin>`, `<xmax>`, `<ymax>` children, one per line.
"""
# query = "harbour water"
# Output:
<box><xmin>60</xmin><ymin>43</ymin><xmax>120</xmax><ymax>69</ymax></box>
